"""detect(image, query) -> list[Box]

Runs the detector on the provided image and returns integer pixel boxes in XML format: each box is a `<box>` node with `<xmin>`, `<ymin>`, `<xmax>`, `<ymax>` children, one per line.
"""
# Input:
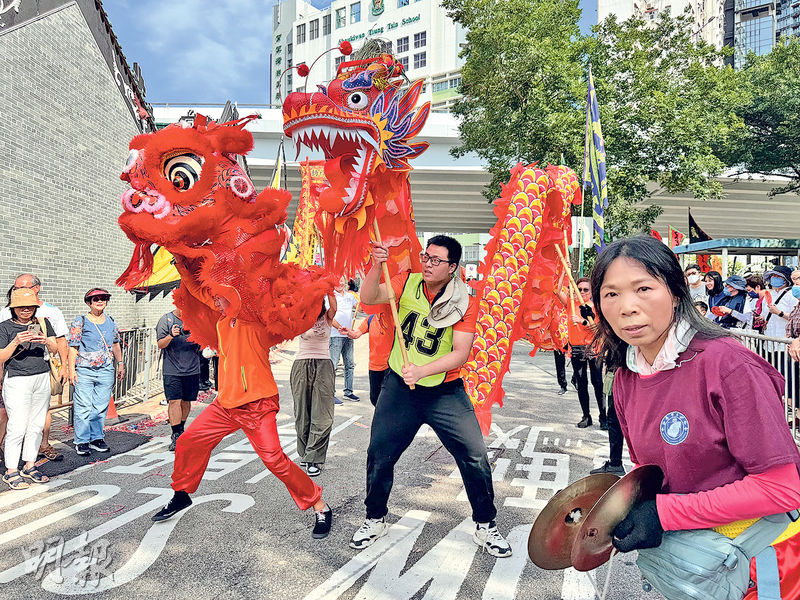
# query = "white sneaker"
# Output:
<box><xmin>349</xmin><ymin>517</ymin><xmax>388</xmax><ymax>549</ymax></box>
<box><xmin>474</xmin><ymin>522</ymin><xmax>513</xmax><ymax>557</ymax></box>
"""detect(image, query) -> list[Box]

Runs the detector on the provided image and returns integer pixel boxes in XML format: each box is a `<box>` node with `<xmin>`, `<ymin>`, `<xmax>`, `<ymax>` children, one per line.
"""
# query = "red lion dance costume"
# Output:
<box><xmin>117</xmin><ymin>114</ymin><xmax>335</xmax><ymax>528</ymax></box>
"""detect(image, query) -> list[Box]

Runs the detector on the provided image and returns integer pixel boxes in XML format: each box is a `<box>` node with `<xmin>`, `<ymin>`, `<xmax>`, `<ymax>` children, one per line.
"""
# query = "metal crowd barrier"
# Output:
<box><xmin>731</xmin><ymin>328</ymin><xmax>799</xmax><ymax>443</ymax></box>
<box><xmin>114</xmin><ymin>326</ymin><xmax>163</xmax><ymax>408</ymax></box>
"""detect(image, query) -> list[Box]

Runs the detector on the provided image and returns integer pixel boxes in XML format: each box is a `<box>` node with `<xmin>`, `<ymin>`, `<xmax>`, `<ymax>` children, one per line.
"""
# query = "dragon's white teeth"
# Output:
<box><xmin>358</xmin><ymin>131</ymin><xmax>379</xmax><ymax>151</ymax></box>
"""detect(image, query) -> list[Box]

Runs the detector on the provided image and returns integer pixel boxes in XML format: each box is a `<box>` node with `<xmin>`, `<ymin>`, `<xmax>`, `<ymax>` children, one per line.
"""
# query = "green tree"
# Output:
<box><xmin>725</xmin><ymin>38</ymin><xmax>800</xmax><ymax>195</ymax></box>
<box><xmin>442</xmin><ymin>0</ymin><xmax>745</xmax><ymax>239</ymax></box>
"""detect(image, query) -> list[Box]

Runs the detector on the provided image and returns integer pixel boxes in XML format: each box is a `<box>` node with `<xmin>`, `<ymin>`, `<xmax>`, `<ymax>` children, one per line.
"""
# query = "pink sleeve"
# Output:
<box><xmin>657</xmin><ymin>463</ymin><xmax>800</xmax><ymax>531</ymax></box>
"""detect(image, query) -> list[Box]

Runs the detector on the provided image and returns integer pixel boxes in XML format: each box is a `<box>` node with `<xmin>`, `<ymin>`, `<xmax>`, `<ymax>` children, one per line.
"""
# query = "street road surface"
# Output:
<box><xmin>0</xmin><ymin>342</ymin><xmax>663</xmax><ymax>599</ymax></box>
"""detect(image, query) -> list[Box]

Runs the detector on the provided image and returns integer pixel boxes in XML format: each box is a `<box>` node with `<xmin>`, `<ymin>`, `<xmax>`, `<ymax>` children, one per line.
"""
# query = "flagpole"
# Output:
<box><xmin>578</xmin><ymin>64</ymin><xmax>591</xmax><ymax>278</ymax></box>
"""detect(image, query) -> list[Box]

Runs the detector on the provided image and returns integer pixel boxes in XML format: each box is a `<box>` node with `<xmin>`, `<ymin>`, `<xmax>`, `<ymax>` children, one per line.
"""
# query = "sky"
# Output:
<box><xmin>104</xmin><ymin>0</ymin><xmax>597</xmax><ymax>106</ymax></box>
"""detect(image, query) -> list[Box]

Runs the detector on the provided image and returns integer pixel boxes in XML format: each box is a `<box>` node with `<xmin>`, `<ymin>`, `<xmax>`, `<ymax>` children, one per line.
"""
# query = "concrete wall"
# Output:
<box><xmin>0</xmin><ymin>4</ymin><xmax>173</xmax><ymax>328</ymax></box>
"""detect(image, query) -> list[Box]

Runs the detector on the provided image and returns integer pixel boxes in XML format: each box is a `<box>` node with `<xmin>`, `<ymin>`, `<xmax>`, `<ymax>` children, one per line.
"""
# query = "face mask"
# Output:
<box><xmin>793</xmin><ymin>286</ymin><xmax>800</xmax><ymax>299</ymax></box>
<box><xmin>722</xmin><ymin>289</ymin><xmax>732</xmax><ymax>297</ymax></box>
<box><xmin>748</xmin><ymin>291</ymin><xmax>759</xmax><ymax>299</ymax></box>
<box><xmin>770</xmin><ymin>276</ymin><xmax>786</xmax><ymax>288</ymax></box>
<box><xmin>687</xmin><ymin>274</ymin><xmax>700</xmax><ymax>284</ymax></box>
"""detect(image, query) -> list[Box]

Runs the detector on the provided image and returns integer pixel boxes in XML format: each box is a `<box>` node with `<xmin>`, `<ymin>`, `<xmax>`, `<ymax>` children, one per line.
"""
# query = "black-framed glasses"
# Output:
<box><xmin>89</xmin><ymin>296</ymin><xmax>110</xmax><ymax>303</ymax></box>
<box><xmin>420</xmin><ymin>253</ymin><xmax>452</xmax><ymax>267</ymax></box>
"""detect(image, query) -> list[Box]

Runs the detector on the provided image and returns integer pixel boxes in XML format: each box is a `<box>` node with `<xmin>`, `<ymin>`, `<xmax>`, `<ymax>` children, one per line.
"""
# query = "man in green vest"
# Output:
<box><xmin>349</xmin><ymin>235</ymin><xmax>512</xmax><ymax>557</ymax></box>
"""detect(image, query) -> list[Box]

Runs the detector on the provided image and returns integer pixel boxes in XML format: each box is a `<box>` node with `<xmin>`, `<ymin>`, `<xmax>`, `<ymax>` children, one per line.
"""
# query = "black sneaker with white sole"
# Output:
<box><xmin>307</xmin><ymin>463</ymin><xmax>321</xmax><ymax>477</ymax></box>
<box><xmin>76</xmin><ymin>443</ymin><xmax>91</xmax><ymax>456</ymax></box>
<box><xmin>168</xmin><ymin>432</ymin><xmax>181</xmax><ymax>452</ymax></box>
<box><xmin>474</xmin><ymin>521</ymin><xmax>513</xmax><ymax>557</ymax></box>
<box><xmin>88</xmin><ymin>439</ymin><xmax>110</xmax><ymax>453</ymax></box>
<box><xmin>151</xmin><ymin>491</ymin><xmax>192</xmax><ymax>522</ymax></box>
<box><xmin>312</xmin><ymin>506</ymin><xmax>333</xmax><ymax>539</ymax></box>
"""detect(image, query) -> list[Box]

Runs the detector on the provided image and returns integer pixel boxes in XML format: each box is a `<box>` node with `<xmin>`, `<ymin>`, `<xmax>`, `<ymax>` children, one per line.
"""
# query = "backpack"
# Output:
<box><xmin>635</xmin><ymin>512</ymin><xmax>796</xmax><ymax>600</ymax></box>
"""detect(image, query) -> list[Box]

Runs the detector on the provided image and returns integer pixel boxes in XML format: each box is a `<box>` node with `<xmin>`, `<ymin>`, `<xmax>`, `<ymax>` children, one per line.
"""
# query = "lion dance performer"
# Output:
<box><xmin>117</xmin><ymin>114</ymin><xmax>336</xmax><ymax>538</ymax></box>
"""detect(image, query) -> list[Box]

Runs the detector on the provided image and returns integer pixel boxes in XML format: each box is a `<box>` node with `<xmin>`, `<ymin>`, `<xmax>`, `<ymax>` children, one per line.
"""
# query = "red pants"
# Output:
<box><xmin>171</xmin><ymin>396</ymin><xmax>322</xmax><ymax>510</ymax></box>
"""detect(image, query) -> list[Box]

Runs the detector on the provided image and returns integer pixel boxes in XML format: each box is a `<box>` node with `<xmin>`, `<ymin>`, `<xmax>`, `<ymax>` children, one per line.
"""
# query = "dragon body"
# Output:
<box><xmin>116</xmin><ymin>114</ymin><xmax>336</xmax><ymax>350</ymax></box>
<box><xmin>462</xmin><ymin>163</ymin><xmax>582</xmax><ymax>432</ymax></box>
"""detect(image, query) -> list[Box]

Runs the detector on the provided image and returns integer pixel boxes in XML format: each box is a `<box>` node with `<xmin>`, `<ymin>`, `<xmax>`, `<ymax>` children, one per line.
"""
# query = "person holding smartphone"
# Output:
<box><xmin>0</xmin><ymin>288</ymin><xmax>58</xmax><ymax>489</ymax></box>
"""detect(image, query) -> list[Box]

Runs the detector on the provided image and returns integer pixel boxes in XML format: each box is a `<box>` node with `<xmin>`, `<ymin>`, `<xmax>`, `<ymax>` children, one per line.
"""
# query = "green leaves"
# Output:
<box><xmin>443</xmin><ymin>0</ymin><xmax>748</xmax><ymax>237</ymax></box>
<box><xmin>724</xmin><ymin>38</ymin><xmax>800</xmax><ymax>195</ymax></box>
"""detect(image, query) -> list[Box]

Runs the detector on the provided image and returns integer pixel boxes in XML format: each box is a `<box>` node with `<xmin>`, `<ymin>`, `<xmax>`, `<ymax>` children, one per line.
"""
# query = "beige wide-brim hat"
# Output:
<box><xmin>9</xmin><ymin>288</ymin><xmax>39</xmax><ymax>308</ymax></box>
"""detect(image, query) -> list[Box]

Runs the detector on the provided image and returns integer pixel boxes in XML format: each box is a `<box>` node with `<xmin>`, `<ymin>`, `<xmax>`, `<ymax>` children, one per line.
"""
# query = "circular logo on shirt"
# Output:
<box><xmin>660</xmin><ymin>411</ymin><xmax>689</xmax><ymax>445</ymax></box>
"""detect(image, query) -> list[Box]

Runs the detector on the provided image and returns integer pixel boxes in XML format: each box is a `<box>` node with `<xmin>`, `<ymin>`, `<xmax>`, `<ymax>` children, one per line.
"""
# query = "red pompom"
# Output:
<box><xmin>339</xmin><ymin>41</ymin><xmax>353</xmax><ymax>55</ymax></box>
<box><xmin>297</xmin><ymin>63</ymin><xmax>310</xmax><ymax>77</ymax></box>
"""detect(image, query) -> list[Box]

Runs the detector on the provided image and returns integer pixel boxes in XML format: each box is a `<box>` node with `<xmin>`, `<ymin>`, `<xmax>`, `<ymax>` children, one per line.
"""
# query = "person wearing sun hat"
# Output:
<box><xmin>68</xmin><ymin>288</ymin><xmax>124</xmax><ymax>457</ymax></box>
<box><xmin>710</xmin><ymin>274</ymin><xmax>747</xmax><ymax>329</ymax></box>
<box><xmin>0</xmin><ymin>288</ymin><xmax>59</xmax><ymax>489</ymax></box>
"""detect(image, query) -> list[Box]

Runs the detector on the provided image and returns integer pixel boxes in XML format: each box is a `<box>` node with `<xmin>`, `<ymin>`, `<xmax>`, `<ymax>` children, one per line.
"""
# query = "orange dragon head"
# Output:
<box><xmin>282</xmin><ymin>52</ymin><xmax>430</xmax><ymax>229</ymax></box>
<box><xmin>117</xmin><ymin>115</ymin><xmax>290</xmax><ymax>289</ymax></box>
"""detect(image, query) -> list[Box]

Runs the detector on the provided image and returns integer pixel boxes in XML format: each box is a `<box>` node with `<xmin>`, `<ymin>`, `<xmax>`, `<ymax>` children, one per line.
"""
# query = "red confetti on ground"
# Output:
<box><xmin>90</xmin><ymin>459</ymin><xmax>110</xmax><ymax>466</ymax></box>
<box><xmin>99</xmin><ymin>503</ymin><xmax>126</xmax><ymax>516</ymax></box>
<box><xmin>141</xmin><ymin>467</ymin><xmax>167</xmax><ymax>481</ymax></box>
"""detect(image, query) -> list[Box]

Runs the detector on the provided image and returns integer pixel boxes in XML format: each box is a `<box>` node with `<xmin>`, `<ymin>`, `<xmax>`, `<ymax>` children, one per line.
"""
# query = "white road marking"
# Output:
<box><xmin>40</xmin><ymin>491</ymin><xmax>254</xmax><ymax>594</ymax></box>
<box><xmin>303</xmin><ymin>510</ymin><xmax>431</xmax><ymax>600</ymax></box>
<box><xmin>506</xmin><ymin>453</ymin><xmax>570</xmax><ymax>509</ymax></box>
<box><xmin>246</xmin><ymin>415</ymin><xmax>361</xmax><ymax>484</ymax></box>
<box><xmin>561</xmin><ymin>567</ymin><xmax>598</xmax><ymax>600</ymax></box>
<box><xmin>0</xmin><ymin>478</ymin><xmax>70</xmax><ymax>510</ymax></box>
<box><xmin>482</xmin><ymin>524</ymin><xmax>531</xmax><ymax>600</ymax></box>
<box><xmin>487</xmin><ymin>424</ymin><xmax>528</xmax><ymax>450</ymax></box>
<box><xmin>0</xmin><ymin>487</ymin><xmax>175</xmax><ymax>583</ymax></box>
<box><xmin>0</xmin><ymin>485</ymin><xmax>120</xmax><ymax>548</ymax></box>
<box><xmin>521</xmin><ymin>426</ymin><xmax>553</xmax><ymax>457</ymax></box>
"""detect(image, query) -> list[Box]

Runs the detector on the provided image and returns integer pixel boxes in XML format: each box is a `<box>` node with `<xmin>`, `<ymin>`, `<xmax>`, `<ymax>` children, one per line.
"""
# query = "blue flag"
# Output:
<box><xmin>583</xmin><ymin>66</ymin><xmax>608</xmax><ymax>252</ymax></box>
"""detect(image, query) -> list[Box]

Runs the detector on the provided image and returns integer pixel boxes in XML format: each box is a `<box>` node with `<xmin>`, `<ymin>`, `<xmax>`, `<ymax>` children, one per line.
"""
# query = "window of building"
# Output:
<box><xmin>433</xmin><ymin>81</ymin><xmax>448</xmax><ymax>92</ymax></box>
<box><xmin>399</xmin><ymin>56</ymin><xmax>409</xmax><ymax>71</ymax></box>
<box><xmin>288</xmin><ymin>57</ymin><xmax>293</xmax><ymax>67</ymax></box>
<box><xmin>449</xmin><ymin>77</ymin><xmax>461</xmax><ymax>88</ymax></box>
<box><xmin>287</xmin><ymin>73</ymin><xmax>293</xmax><ymax>88</ymax></box>
<box><xmin>397</xmin><ymin>36</ymin><xmax>409</xmax><ymax>53</ymax></box>
<box><xmin>276</xmin><ymin>46</ymin><xmax>282</xmax><ymax>54</ymax></box>
<box><xmin>287</xmin><ymin>42</ymin><xmax>292</xmax><ymax>55</ymax></box>
<box><xmin>421</xmin><ymin>83</ymin><xmax>426</xmax><ymax>93</ymax></box>
<box><xmin>296</xmin><ymin>23</ymin><xmax>306</xmax><ymax>44</ymax></box>
<box><xmin>351</xmin><ymin>2</ymin><xmax>361</xmax><ymax>23</ymax></box>
<box><xmin>413</xmin><ymin>51</ymin><xmax>426</xmax><ymax>69</ymax></box>
<box><xmin>398</xmin><ymin>0</ymin><xmax>409</xmax><ymax>6</ymax></box>
<box><xmin>336</xmin><ymin>7</ymin><xmax>346</xmax><ymax>27</ymax></box>
<box><xmin>335</xmin><ymin>55</ymin><xmax>346</xmax><ymax>68</ymax></box>
<box><xmin>414</xmin><ymin>31</ymin><xmax>426</xmax><ymax>48</ymax></box>
<box><xmin>323</xmin><ymin>14</ymin><xmax>331</xmax><ymax>35</ymax></box>
<box><xmin>310</xmin><ymin>19</ymin><xmax>319</xmax><ymax>40</ymax></box>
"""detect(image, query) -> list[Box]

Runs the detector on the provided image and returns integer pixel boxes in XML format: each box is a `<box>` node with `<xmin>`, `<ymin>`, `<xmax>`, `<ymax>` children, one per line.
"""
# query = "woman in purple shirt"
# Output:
<box><xmin>589</xmin><ymin>235</ymin><xmax>800</xmax><ymax>599</ymax></box>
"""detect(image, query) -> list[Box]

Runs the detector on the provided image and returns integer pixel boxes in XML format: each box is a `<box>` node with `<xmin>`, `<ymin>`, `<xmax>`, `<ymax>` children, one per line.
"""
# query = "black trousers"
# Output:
<box><xmin>607</xmin><ymin>391</ymin><xmax>623</xmax><ymax>466</ymax></box>
<box><xmin>570</xmin><ymin>345</ymin><xmax>605</xmax><ymax>421</ymax></box>
<box><xmin>553</xmin><ymin>350</ymin><xmax>567</xmax><ymax>390</ymax></box>
<box><xmin>368</xmin><ymin>368</ymin><xmax>388</xmax><ymax>407</ymax></box>
<box><xmin>365</xmin><ymin>371</ymin><xmax>497</xmax><ymax>523</ymax></box>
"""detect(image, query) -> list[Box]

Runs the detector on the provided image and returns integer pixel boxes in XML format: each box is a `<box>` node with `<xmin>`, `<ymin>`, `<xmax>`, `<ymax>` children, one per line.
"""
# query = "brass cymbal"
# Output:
<box><xmin>527</xmin><ymin>473</ymin><xmax>620</xmax><ymax>570</ymax></box>
<box><xmin>570</xmin><ymin>464</ymin><xmax>664</xmax><ymax>572</ymax></box>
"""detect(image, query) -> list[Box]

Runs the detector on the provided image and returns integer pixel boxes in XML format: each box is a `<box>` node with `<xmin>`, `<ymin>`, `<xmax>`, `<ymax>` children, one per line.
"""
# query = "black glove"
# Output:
<box><xmin>612</xmin><ymin>499</ymin><xmax>663</xmax><ymax>553</ymax></box>
<box><xmin>579</xmin><ymin>304</ymin><xmax>594</xmax><ymax>320</ymax></box>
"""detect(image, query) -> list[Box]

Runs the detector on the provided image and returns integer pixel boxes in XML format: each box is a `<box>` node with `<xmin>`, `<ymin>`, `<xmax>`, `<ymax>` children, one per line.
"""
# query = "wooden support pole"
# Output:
<box><xmin>373</xmin><ymin>221</ymin><xmax>415</xmax><ymax>389</ymax></box>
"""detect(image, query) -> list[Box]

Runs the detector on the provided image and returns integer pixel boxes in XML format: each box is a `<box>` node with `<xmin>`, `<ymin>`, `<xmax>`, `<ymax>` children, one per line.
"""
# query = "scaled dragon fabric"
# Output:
<box><xmin>462</xmin><ymin>163</ymin><xmax>582</xmax><ymax>433</ymax></box>
<box><xmin>116</xmin><ymin>114</ymin><xmax>336</xmax><ymax>350</ymax></box>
